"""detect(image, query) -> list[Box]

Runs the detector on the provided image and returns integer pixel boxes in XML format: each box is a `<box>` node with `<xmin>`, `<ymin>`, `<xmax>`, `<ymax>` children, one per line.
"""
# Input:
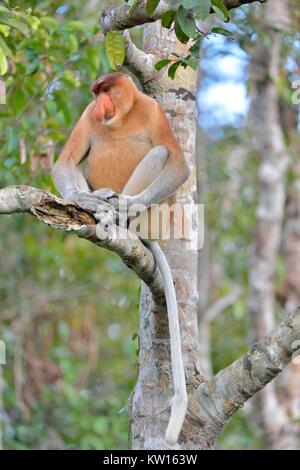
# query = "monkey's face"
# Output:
<box><xmin>91</xmin><ymin>73</ymin><xmax>136</xmax><ymax>125</ymax></box>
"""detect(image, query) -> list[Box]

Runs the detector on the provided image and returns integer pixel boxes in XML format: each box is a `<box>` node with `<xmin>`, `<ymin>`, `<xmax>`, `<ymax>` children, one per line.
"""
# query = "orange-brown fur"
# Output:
<box><xmin>54</xmin><ymin>73</ymin><xmax>189</xmax><ymax>444</ymax></box>
<box><xmin>56</xmin><ymin>74</ymin><xmax>185</xmax><ymax>196</ymax></box>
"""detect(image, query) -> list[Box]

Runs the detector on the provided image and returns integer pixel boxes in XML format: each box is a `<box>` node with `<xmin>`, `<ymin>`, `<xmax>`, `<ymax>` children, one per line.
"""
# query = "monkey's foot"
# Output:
<box><xmin>94</xmin><ymin>207</ymin><xmax>118</xmax><ymax>226</ymax></box>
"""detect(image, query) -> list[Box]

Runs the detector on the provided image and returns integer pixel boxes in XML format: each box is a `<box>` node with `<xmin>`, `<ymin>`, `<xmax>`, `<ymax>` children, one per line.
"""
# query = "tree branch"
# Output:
<box><xmin>122</xmin><ymin>30</ymin><xmax>156</xmax><ymax>83</ymax></box>
<box><xmin>196</xmin><ymin>308</ymin><xmax>300</xmax><ymax>431</ymax></box>
<box><xmin>100</xmin><ymin>1</ymin><xmax>268</xmax><ymax>33</ymax></box>
<box><xmin>0</xmin><ymin>185</ymin><xmax>165</xmax><ymax>306</ymax></box>
<box><xmin>224</xmin><ymin>0</ymin><xmax>267</xmax><ymax>7</ymax></box>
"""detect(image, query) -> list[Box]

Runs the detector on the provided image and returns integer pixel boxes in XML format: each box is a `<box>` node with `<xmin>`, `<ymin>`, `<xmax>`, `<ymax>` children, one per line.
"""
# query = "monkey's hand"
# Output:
<box><xmin>67</xmin><ymin>190</ymin><xmax>116</xmax><ymax>214</ymax></box>
<box><xmin>91</xmin><ymin>188</ymin><xmax>120</xmax><ymax>208</ymax></box>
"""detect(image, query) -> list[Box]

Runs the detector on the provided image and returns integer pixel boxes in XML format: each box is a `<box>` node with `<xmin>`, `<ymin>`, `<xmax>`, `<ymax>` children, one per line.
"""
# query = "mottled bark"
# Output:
<box><xmin>100</xmin><ymin>1</ymin><xmax>268</xmax><ymax>33</ymax></box>
<box><xmin>197</xmin><ymin>308</ymin><xmax>300</xmax><ymax>445</ymax></box>
<box><xmin>130</xmin><ymin>21</ymin><xmax>201</xmax><ymax>450</ymax></box>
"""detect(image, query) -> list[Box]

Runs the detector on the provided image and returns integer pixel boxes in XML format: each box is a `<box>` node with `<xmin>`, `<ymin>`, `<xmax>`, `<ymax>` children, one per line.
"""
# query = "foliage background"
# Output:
<box><xmin>0</xmin><ymin>0</ymin><xmax>139</xmax><ymax>450</ymax></box>
<box><xmin>0</xmin><ymin>0</ymin><xmax>299</xmax><ymax>449</ymax></box>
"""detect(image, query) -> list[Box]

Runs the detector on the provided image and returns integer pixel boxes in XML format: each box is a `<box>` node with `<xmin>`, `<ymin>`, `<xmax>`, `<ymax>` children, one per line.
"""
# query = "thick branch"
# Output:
<box><xmin>122</xmin><ymin>30</ymin><xmax>155</xmax><ymax>83</ymax></box>
<box><xmin>100</xmin><ymin>2</ymin><xmax>170</xmax><ymax>34</ymax></box>
<box><xmin>100</xmin><ymin>1</ymin><xmax>267</xmax><ymax>33</ymax></box>
<box><xmin>196</xmin><ymin>308</ymin><xmax>300</xmax><ymax>431</ymax></box>
<box><xmin>224</xmin><ymin>0</ymin><xmax>266</xmax><ymax>7</ymax></box>
<box><xmin>0</xmin><ymin>185</ymin><xmax>165</xmax><ymax>306</ymax></box>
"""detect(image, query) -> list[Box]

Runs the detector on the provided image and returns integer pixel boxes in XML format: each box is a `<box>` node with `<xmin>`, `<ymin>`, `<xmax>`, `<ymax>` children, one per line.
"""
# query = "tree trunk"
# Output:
<box><xmin>276</xmin><ymin>85</ymin><xmax>300</xmax><ymax>449</ymax></box>
<box><xmin>248</xmin><ymin>0</ymin><xmax>297</xmax><ymax>449</ymax></box>
<box><xmin>1</xmin><ymin>0</ymin><xmax>297</xmax><ymax>452</ymax></box>
<box><xmin>130</xmin><ymin>22</ymin><xmax>202</xmax><ymax>450</ymax></box>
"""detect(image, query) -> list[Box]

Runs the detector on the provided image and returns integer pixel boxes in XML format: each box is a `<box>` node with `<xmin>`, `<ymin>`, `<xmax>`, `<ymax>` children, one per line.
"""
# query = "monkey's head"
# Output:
<box><xmin>91</xmin><ymin>72</ymin><xmax>137</xmax><ymax>124</ymax></box>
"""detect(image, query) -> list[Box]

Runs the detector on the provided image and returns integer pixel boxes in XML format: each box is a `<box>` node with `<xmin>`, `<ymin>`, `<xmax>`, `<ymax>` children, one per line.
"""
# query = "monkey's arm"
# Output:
<box><xmin>53</xmin><ymin>111</ymin><xmax>113</xmax><ymax>213</ymax></box>
<box><xmin>125</xmin><ymin>107</ymin><xmax>189</xmax><ymax>208</ymax></box>
<box><xmin>53</xmin><ymin>112</ymin><xmax>90</xmax><ymax>197</ymax></box>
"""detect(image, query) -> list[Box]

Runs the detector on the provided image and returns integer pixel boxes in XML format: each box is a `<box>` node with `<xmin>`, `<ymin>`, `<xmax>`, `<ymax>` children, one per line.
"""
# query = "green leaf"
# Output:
<box><xmin>174</xmin><ymin>16</ymin><xmax>189</xmax><ymax>44</ymax></box>
<box><xmin>211</xmin><ymin>0</ymin><xmax>230</xmax><ymax>21</ymax></box>
<box><xmin>180</xmin><ymin>0</ymin><xmax>198</xmax><ymax>8</ymax></box>
<box><xmin>127</xmin><ymin>0</ymin><xmax>139</xmax><ymax>13</ymax></box>
<box><xmin>132</xmin><ymin>332</ymin><xmax>138</xmax><ymax>341</ymax></box>
<box><xmin>68</xmin><ymin>34</ymin><xmax>79</xmax><ymax>54</ymax></box>
<box><xmin>7</xmin><ymin>127</ymin><xmax>19</xmax><ymax>153</ymax></box>
<box><xmin>0</xmin><ymin>24</ymin><xmax>10</xmax><ymax>37</ymax></box>
<box><xmin>0</xmin><ymin>45</ymin><xmax>8</xmax><ymax>76</ymax></box>
<box><xmin>65</xmin><ymin>20</ymin><xmax>87</xmax><ymax>32</ymax></box>
<box><xmin>45</xmin><ymin>100</ymin><xmax>57</xmax><ymax>116</ymax></box>
<box><xmin>211</xmin><ymin>27</ymin><xmax>234</xmax><ymax>38</ymax></box>
<box><xmin>182</xmin><ymin>56</ymin><xmax>198</xmax><ymax>69</ymax></box>
<box><xmin>161</xmin><ymin>10</ymin><xmax>176</xmax><ymax>28</ymax></box>
<box><xmin>0</xmin><ymin>35</ymin><xmax>10</xmax><ymax>56</ymax></box>
<box><xmin>189</xmin><ymin>38</ymin><xmax>202</xmax><ymax>58</ymax></box>
<box><xmin>105</xmin><ymin>31</ymin><xmax>125</xmax><ymax>70</ymax></box>
<box><xmin>176</xmin><ymin>7</ymin><xmax>198</xmax><ymax>39</ymax></box>
<box><xmin>155</xmin><ymin>58</ymin><xmax>171</xmax><ymax>71</ymax></box>
<box><xmin>40</xmin><ymin>16</ymin><xmax>59</xmax><ymax>33</ymax></box>
<box><xmin>55</xmin><ymin>90</ymin><xmax>72</xmax><ymax>127</ymax></box>
<box><xmin>11</xmin><ymin>89</ymin><xmax>26</xmax><ymax>114</ymax></box>
<box><xmin>26</xmin><ymin>58</ymin><xmax>40</xmax><ymax>76</ymax></box>
<box><xmin>85</xmin><ymin>47</ymin><xmax>101</xmax><ymax>72</ymax></box>
<box><xmin>60</xmin><ymin>70</ymin><xmax>80</xmax><ymax>88</ymax></box>
<box><xmin>211</xmin><ymin>5</ymin><xmax>225</xmax><ymax>21</ymax></box>
<box><xmin>168</xmin><ymin>61</ymin><xmax>181</xmax><ymax>79</ymax></box>
<box><xmin>195</xmin><ymin>0</ymin><xmax>211</xmax><ymax>21</ymax></box>
<box><xmin>146</xmin><ymin>0</ymin><xmax>160</xmax><ymax>16</ymax></box>
<box><xmin>0</xmin><ymin>16</ymin><xmax>30</xmax><ymax>35</ymax></box>
<box><xmin>25</xmin><ymin>14</ymin><xmax>40</xmax><ymax>32</ymax></box>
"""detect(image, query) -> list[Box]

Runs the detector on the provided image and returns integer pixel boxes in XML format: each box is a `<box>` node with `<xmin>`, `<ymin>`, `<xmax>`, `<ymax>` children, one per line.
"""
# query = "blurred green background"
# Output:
<box><xmin>0</xmin><ymin>0</ymin><xmax>140</xmax><ymax>450</ymax></box>
<box><xmin>0</xmin><ymin>0</ymin><xmax>299</xmax><ymax>450</ymax></box>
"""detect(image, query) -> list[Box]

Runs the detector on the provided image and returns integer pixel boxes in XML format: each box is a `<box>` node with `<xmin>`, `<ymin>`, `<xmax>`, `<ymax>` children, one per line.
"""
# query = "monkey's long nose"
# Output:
<box><xmin>93</xmin><ymin>93</ymin><xmax>115</xmax><ymax>122</ymax></box>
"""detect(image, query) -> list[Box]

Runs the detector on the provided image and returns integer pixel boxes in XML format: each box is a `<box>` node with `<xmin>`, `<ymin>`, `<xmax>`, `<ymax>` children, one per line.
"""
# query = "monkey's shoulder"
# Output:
<box><xmin>136</xmin><ymin>92</ymin><xmax>161</xmax><ymax>115</ymax></box>
<box><xmin>136</xmin><ymin>94</ymin><xmax>172</xmax><ymax>129</ymax></box>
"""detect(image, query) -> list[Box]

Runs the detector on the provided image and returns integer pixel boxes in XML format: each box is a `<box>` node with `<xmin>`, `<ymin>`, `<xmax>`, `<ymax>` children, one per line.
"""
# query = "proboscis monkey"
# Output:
<box><xmin>53</xmin><ymin>72</ymin><xmax>190</xmax><ymax>445</ymax></box>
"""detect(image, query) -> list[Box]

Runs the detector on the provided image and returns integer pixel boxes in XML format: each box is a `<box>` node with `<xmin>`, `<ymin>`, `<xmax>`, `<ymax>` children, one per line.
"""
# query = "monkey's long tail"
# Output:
<box><xmin>149</xmin><ymin>241</ymin><xmax>188</xmax><ymax>446</ymax></box>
